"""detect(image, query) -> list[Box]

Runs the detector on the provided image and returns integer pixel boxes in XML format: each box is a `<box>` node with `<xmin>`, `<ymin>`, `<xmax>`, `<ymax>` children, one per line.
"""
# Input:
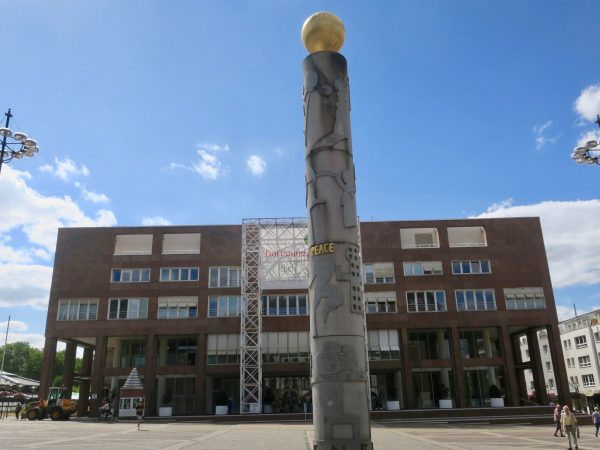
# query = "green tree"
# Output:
<box><xmin>0</xmin><ymin>342</ymin><xmax>83</xmax><ymax>385</ymax></box>
<box><xmin>0</xmin><ymin>342</ymin><xmax>43</xmax><ymax>379</ymax></box>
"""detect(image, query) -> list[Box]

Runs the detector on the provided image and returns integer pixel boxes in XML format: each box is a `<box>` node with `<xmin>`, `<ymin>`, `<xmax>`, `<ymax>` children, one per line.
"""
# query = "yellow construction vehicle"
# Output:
<box><xmin>26</xmin><ymin>387</ymin><xmax>78</xmax><ymax>420</ymax></box>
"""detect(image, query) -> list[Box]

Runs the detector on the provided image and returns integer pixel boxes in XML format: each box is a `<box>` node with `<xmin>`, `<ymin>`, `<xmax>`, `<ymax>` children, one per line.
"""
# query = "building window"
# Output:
<box><xmin>158</xmin><ymin>336</ymin><xmax>197</xmax><ymax>367</ymax></box>
<box><xmin>207</xmin><ymin>334</ymin><xmax>239</xmax><ymax>365</ymax></box>
<box><xmin>363</xmin><ymin>263</ymin><xmax>394</xmax><ymax>284</ymax></box>
<box><xmin>451</xmin><ymin>260</ymin><xmax>491</xmax><ymax>275</ymax></box>
<box><xmin>447</xmin><ymin>226</ymin><xmax>487</xmax><ymax>247</ymax></box>
<box><xmin>119</xmin><ymin>340</ymin><xmax>146</xmax><ymax>368</ymax></box>
<box><xmin>367</xmin><ymin>329</ymin><xmax>400</xmax><ymax>360</ymax></box>
<box><xmin>459</xmin><ymin>328</ymin><xmax>501</xmax><ymax>358</ymax></box>
<box><xmin>111</xmin><ymin>268</ymin><xmax>150</xmax><ymax>283</ymax></box>
<box><xmin>160</xmin><ymin>267</ymin><xmax>199</xmax><ymax>282</ymax></box>
<box><xmin>408</xmin><ymin>330</ymin><xmax>450</xmax><ymax>360</ymax></box>
<box><xmin>403</xmin><ymin>261</ymin><xmax>443</xmax><ymax>276</ymax></box>
<box><xmin>504</xmin><ymin>287</ymin><xmax>546</xmax><ymax>310</ymax></box>
<box><xmin>162</xmin><ymin>233</ymin><xmax>201</xmax><ymax>254</ymax></box>
<box><xmin>365</xmin><ymin>292</ymin><xmax>397</xmax><ymax>313</ymax></box>
<box><xmin>545</xmin><ymin>361</ymin><xmax>552</xmax><ymax>372</ymax></box>
<box><xmin>575</xmin><ymin>335</ymin><xmax>587</xmax><ymax>349</ymax></box>
<box><xmin>548</xmin><ymin>379</ymin><xmax>555</xmax><ymax>389</ymax></box>
<box><xmin>595</xmin><ymin>331</ymin><xmax>600</xmax><ymax>342</ymax></box>
<box><xmin>114</xmin><ymin>234</ymin><xmax>152</xmax><ymax>255</ymax></box>
<box><xmin>400</xmin><ymin>228</ymin><xmax>440</xmax><ymax>249</ymax></box>
<box><xmin>542</xmin><ymin>345</ymin><xmax>549</xmax><ymax>355</ymax></box>
<box><xmin>108</xmin><ymin>298</ymin><xmax>148</xmax><ymax>320</ymax></box>
<box><xmin>158</xmin><ymin>297</ymin><xmax>198</xmax><ymax>319</ymax></box>
<box><xmin>209</xmin><ymin>295</ymin><xmax>241</xmax><ymax>317</ymax></box>
<box><xmin>455</xmin><ymin>289</ymin><xmax>496</xmax><ymax>311</ymax></box>
<box><xmin>567</xmin><ymin>357</ymin><xmax>575</xmax><ymax>368</ymax></box>
<box><xmin>578</xmin><ymin>355</ymin><xmax>592</xmax><ymax>368</ymax></box>
<box><xmin>262</xmin><ymin>332</ymin><xmax>310</xmax><ymax>363</ymax></box>
<box><xmin>582</xmin><ymin>374</ymin><xmax>596</xmax><ymax>387</ymax></box>
<box><xmin>261</xmin><ymin>294</ymin><xmax>308</xmax><ymax>316</ymax></box>
<box><xmin>57</xmin><ymin>299</ymin><xmax>98</xmax><ymax>321</ymax></box>
<box><xmin>563</xmin><ymin>339</ymin><xmax>572</xmax><ymax>350</ymax></box>
<box><xmin>406</xmin><ymin>291</ymin><xmax>447</xmax><ymax>312</ymax></box>
<box><xmin>209</xmin><ymin>266</ymin><xmax>240</xmax><ymax>288</ymax></box>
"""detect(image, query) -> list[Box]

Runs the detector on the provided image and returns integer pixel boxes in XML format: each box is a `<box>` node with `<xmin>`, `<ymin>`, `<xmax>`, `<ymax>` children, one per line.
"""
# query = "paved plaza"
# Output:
<box><xmin>0</xmin><ymin>419</ymin><xmax>598</xmax><ymax>450</ymax></box>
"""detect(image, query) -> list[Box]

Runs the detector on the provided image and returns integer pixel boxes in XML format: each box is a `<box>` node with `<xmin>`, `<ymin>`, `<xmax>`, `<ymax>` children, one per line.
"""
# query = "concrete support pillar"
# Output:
<box><xmin>394</xmin><ymin>370</ymin><xmax>404</xmax><ymax>409</ymax></box>
<box><xmin>62</xmin><ymin>341</ymin><xmax>77</xmax><ymax>398</ymax></box>
<box><xmin>77</xmin><ymin>347</ymin><xmax>94</xmax><ymax>416</ymax></box>
<box><xmin>526</xmin><ymin>329</ymin><xmax>549</xmax><ymax>405</ymax></box>
<box><xmin>196</xmin><ymin>333</ymin><xmax>207</xmax><ymax>414</ymax></box>
<box><xmin>144</xmin><ymin>334</ymin><xmax>155</xmax><ymax>416</ymax></box>
<box><xmin>500</xmin><ymin>326</ymin><xmax>519</xmax><ymax>406</ymax></box>
<box><xmin>483</xmin><ymin>328</ymin><xmax>497</xmax><ymax>387</ymax></box>
<box><xmin>450</xmin><ymin>327</ymin><xmax>467</xmax><ymax>408</ymax></box>
<box><xmin>546</xmin><ymin>324</ymin><xmax>570</xmax><ymax>405</ymax></box>
<box><xmin>39</xmin><ymin>336</ymin><xmax>57</xmax><ymax>400</ymax></box>
<box><xmin>112</xmin><ymin>338</ymin><xmax>121</xmax><ymax>369</ymax></box>
<box><xmin>438</xmin><ymin>329</ymin><xmax>449</xmax><ymax>359</ymax></box>
<box><xmin>90</xmin><ymin>335</ymin><xmax>107</xmax><ymax>416</ymax></box>
<box><xmin>400</xmin><ymin>328</ymin><xmax>415</xmax><ymax>409</ymax></box>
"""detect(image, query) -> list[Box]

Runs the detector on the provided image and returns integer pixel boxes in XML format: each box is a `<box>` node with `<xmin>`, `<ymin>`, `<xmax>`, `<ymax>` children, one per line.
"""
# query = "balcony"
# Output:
<box><xmin>448</xmin><ymin>226</ymin><xmax>487</xmax><ymax>248</ymax></box>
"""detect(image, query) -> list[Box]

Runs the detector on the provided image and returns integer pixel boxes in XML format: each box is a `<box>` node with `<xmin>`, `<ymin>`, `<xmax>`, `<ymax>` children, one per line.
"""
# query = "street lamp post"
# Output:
<box><xmin>0</xmin><ymin>108</ymin><xmax>40</xmax><ymax>175</ymax></box>
<box><xmin>571</xmin><ymin>114</ymin><xmax>600</xmax><ymax>165</ymax></box>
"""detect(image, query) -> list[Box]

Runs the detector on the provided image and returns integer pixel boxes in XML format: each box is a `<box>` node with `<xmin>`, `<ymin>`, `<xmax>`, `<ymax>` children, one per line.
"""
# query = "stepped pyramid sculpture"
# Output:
<box><xmin>119</xmin><ymin>368</ymin><xmax>145</xmax><ymax>417</ymax></box>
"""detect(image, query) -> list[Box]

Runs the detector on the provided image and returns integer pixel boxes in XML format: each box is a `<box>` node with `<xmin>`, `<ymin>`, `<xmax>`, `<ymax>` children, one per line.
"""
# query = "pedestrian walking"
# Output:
<box><xmin>136</xmin><ymin>400</ymin><xmax>144</xmax><ymax>430</ymax></box>
<box><xmin>561</xmin><ymin>405</ymin><xmax>578</xmax><ymax>450</ymax></box>
<box><xmin>554</xmin><ymin>404</ymin><xmax>564</xmax><ymax>437</ymax></box>
<box><xmin>15</xmin><ymin>402</ymin><xmax>21</xmax><ymax>420</ymax></box>
<box><xmin>592</xmin><ymin>406</ymin><xmax>600</xmax><ymax>437</ymax></box>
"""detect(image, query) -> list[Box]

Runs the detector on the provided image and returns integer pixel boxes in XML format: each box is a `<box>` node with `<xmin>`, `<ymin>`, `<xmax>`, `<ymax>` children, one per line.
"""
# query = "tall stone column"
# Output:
<box><xmin>302</xmin><ymin>12</ymin><xmax>373</xmax><ymax>450</ymax></box>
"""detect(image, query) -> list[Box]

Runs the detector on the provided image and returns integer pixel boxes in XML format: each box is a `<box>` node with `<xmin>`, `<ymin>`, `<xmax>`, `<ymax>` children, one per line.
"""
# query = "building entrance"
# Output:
<box><xmin>263</xmin><ymin>376</ymin><xmax>310</xmax><ymax>413</ymax></box>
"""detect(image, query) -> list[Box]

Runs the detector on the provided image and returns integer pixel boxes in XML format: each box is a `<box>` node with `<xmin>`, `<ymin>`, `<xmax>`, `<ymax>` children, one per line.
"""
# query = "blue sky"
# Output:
<box><xmin>1</xmin><ymin>0</ymin><xmax>600</xmax><ymax>348</ymax></box>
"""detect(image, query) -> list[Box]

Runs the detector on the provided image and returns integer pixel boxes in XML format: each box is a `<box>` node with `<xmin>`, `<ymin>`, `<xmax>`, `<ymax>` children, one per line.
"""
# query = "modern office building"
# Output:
<box><xmin>39</xmin><ymin>217</ymin><xmax>570</xmax><ymax>417</ymax></box>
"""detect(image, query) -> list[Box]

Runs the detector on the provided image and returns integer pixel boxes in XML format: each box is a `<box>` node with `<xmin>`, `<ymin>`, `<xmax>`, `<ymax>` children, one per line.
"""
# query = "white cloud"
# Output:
<box><xmin>194</xmin><ymin>150</ymin><xmax>225</xmax><ymax>180</ymax></box>
<box><xmin>0</xmin><ymin>320</ymin><xmax>29</xmax><ymax>332</ymax></box>
<box><xmin>0</xmin><ymin>166</ymin><xmax>117</xmax><ymax>309</ymax></box>
<box><xmin>574</xmin><ymin>84</ymin><xmax>600</xmax><ymax>122</ymax></box>
<box><xmin>533</xmin><ymin>120</ymin><xmax>558</xmax><ymax>149</ymax></box>
<box><xmin>142</xmin><ymin>216</ymin><xmax>172</xmax><ymax>226</ymax></box>
<box><xmin>0</xmin><ymin>263</ymin><xmax>52</xmax><ymax>309</ymax></box>
<box><xmin>39</xmin><ymin>157</ymin><xmax>89</xmax><ymax>181</ymax></box>
<box><xmin>0</xmin><ymin>167</ymin><xmax>116</xmax><ymax>252</ymax></box>
<box><xmin>0</xmin><ymin>319</ymin><xmax>45</xmax><ymax>349</ymax></box>
<box><xmin>274</xmin><ymin>148</ymin><xmax>284</xmax><ymax>156</ymax></box>
<box><xmin>74</xmin><ymin>182</ymin><xmax>110</xmax><ymax>203</ymax></box>
<box><xmin>247</xmin><ymin>155</ymin><xmax>266</xmax><ymax>176</ymax></box>
<box><xmin>474</xmin><ymin>199</ymin><xmax>600</xmax><ymax>288</ymax></box>
<box><xmin>169</xmin><ymin>143</ymin><xmax>229</xmax><ymax>181</ymax></box>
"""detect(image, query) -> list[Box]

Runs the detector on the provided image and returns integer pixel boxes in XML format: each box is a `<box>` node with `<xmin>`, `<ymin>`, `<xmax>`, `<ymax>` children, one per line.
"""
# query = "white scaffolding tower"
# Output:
<box><xmin>240</xmin><ymin>219</ymin><xmax>262</xmax><ymax>414</ymax></box>
<box><xmin>240</xmin><ymin>217</ymin><xmax>309</xmax><ymax>413</ymax></box>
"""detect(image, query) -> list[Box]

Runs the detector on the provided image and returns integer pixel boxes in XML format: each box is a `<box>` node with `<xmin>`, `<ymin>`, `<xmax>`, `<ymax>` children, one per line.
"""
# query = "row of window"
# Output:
<box><xmin>569</xmin><ymin>374</ymin><xmax>596</xmax><ymax>387</ymax></box>
<box><xmin>564</xmin><ymin>335</ymin><xmax>593</xmax><ymax>350</ymax></box>
<box><xmin>113</xmin><ymin>227</ymin><xmax>488</xmax><ymax>257</ymax></box>
<box><xmin>566</xmin><ymin>356</ymin><xmax>592</xmax><ymax>368</ymax></box>
<box><xmin>104</xmin><ymin>326</ymin><xmax>506</xmax><ymax>369</ymax></box>
<box><xmin>108</xmin><ymin>260</ymin><xmax>495</xmax><ymax>287</ymax></box>
<box><xmin>58</xmin><ymin>287</ymin><xmax>547</xmax><ymax>321</ymax></box>
<box><xmin>111</xmin><ymin>267</ymin><xmax>237</xmax><ymax>285</ymax></box>
<box><xmin>366</xmin><ymin>260</ymin><xmax>493</xmax><ymax>284</ymax></box>
<box><xmin>114</xmin><ymin>233</ymin><xmax>200</xmax><ymax>256</ymax></box>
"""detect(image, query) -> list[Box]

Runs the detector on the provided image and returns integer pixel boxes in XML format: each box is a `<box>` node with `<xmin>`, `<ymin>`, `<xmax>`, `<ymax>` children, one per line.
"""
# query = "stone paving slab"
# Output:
<box><xmin>0</xmin><ymin>418</ymin><xmax>598</xmax><ymax>449</ymax></box>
